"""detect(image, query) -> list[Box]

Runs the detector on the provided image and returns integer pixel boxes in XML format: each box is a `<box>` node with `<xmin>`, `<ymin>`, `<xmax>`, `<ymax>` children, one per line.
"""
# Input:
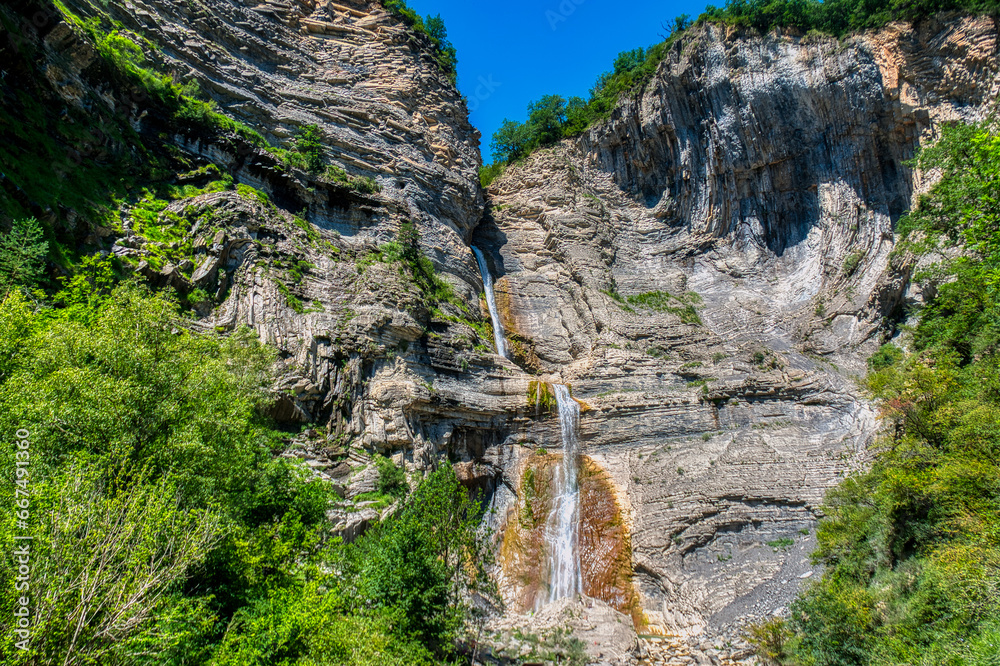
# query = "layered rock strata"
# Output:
<box><xmin>481</xmin><ymin>14</ymin><xmax>999</xmax><ymax>641</ymax></box>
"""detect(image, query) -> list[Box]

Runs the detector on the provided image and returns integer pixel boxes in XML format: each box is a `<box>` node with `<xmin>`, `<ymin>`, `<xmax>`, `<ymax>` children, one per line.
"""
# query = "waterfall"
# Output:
<box><xmin>471</xmin><ymin>246</ymin><xmax>509</xmax><ymax>359</ymax></box>
<box><xmin>547</xmin><ymin>384</ymin><xmax>583</xmax><ymax>602</ymax></box>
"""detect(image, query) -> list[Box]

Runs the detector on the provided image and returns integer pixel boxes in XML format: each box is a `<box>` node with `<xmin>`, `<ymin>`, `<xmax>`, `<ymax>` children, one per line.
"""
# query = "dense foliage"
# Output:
<box><xmin>0</xmin><ymin>0</ymin><xmax>378</xmax><ymax>278</ymax></box>
<box><xmin>0</xmin><ymin>217</ymin><xmax>47</xmax><ymax>296</ymax></box>
<box><xmin>0</xmin><ymin>267</ymin><xmax>494</xmax><ymax>664</ymax></box>
<box><xmin>701</xmin><ymin>0</ymin><xmax>1000</xmax><ymax>37</ymax></box>
<box><xmin>751</xmin><ymin>121</ymin><xmax>1000</xmax><ymax>664</ymax></box>
<box><xmin>484</xmin><ymin>0</ymin><xmax>1000</xmax><ymax>171</ymax></box>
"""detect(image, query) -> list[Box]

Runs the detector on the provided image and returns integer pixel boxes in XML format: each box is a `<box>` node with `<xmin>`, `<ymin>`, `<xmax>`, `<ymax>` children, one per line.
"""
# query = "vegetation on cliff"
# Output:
<box><xmin>0</xmin><ymin>268</ymin><xmax>494</xmax><ymax>664</ymax></box>
<box><xmin>750</xmin><ymin>120</ymin><xmax>1000</xmax><ymax>664</ymax></box>
<box><xmin>381</xmin><ymin>1</ymin><xmax>458</xmax><ymax>84</ymax></box>
<box><xmin>0</xmin><ymin>0</ymin><xmax>378</xmax><ymax>279</ymax></box>
<box><xmin>701</xmin><ymin>0</ymin><xmax>1000</xmax><ymax>37</ymax></box>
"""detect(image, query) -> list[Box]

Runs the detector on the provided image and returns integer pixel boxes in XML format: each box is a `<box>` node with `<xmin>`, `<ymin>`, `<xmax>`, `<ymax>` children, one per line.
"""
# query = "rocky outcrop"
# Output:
<box><xmin>22</xmin><ymin>0</ymin><xmax>531</xmax><ymax>468</ymax></box>
<box><xmin>105</xmin><ymin>0</ymin><xmax>484</xmax><ymax>240</ymax></box>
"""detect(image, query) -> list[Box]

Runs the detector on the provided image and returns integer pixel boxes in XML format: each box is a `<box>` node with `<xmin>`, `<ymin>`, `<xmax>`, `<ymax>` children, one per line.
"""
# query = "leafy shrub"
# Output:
<box><xmin>213</xmin><ymin>587</ymin><xmax>435</xmax><ymax>666</ymax></box>
<box><xmin>842</xmin><ymin>250</ymin><xmax>865</xmax><ymax>276</ymax></box>
<box><xmin>0</xmin><ymin>273</ymin><xmax>498</xmax><ymax>662</ymax></box>
<box><xmin>375</xmin><ymin>455</ymin><xmax>408</xmax><ymax>497</ymax></box>
<box><xmin>867</xmin><ymin>343</ymin><xmax>903</xmax><ymax>371</ymax></box>
<box><xmin>236</xmin><ymin>183</ymin><xmax>271</xmax><ymax>207</ymax></box>
<box><xmin>479</xmin><ymin>161</ymin><xmax>506</xmax><ymax>188</ymax></box>
<box><xmin>349</xmin><ymin>175</ymin><xmax>381</xmax><ymax>194</ymax></box>
<box><xmin>292</xmin><ymin>124</ymin><xmax>325</xmax><ymax>174</ymax></box>
<box><xmin>626</xmin><ymin>291</ymin><xmax>702</xmax><ymax>324</ymax></box>
<box><xmin>745</xmin><ymin>617</ymin><xmax>793</xmax><ymax>665</ymax></box>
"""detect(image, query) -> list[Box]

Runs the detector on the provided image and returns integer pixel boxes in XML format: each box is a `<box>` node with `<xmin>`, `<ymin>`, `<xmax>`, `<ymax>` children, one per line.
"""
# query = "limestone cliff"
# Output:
<box><xmin>476</xmin><ymin>13</ymin><xmax>999</xmax><ymax>655</ymax></box>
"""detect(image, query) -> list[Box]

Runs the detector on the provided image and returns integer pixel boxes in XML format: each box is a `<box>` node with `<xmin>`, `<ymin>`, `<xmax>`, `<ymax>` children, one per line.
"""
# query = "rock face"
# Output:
<box><xmin>8</xmin><ymin>0</ymin><xmax>1000</xmax><ymax>659</ymax></box>
<box><xmin>25</xmin><ymin>0</ymin><xmax>530</xmax><ymax>467</ymax></box>
<box><xmin>113</xmin><ymin>0</ymin><xmax>484</xmax><ymax>240</ymax></box>
<box><xmin>478</xmin><ymin>14</ymin><xmax>999</xmax><ymax>645</ymax></box>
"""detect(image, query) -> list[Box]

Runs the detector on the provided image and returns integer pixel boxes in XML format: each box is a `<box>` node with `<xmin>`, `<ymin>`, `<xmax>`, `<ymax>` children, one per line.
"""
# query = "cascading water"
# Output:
<box><xmin>546</xmin><ymin>384</ymin><xmax>583</xmax><ymax>603</ymax></box>
<box><xmin>471</xmin><ymin>246</ymin><xmax>509</xmax><ymax>359</ymax></box>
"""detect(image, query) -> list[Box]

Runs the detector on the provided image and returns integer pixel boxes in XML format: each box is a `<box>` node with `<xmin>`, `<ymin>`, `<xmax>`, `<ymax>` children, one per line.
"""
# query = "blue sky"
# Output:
<box><xmin>400</xmin><ymin>0</ymin><xmax>710</xmax><ymax>162</ymax></box>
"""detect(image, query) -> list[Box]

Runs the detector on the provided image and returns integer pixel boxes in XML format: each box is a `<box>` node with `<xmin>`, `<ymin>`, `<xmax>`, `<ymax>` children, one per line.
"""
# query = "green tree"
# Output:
<box><xmin>667</xmin><ymin>14</ymin><xmax>693</xmax><ymax>36</ymax></box>
<box><xmin>338</xmin><ymin>464</ymin><xmax>497</xmax><ymax>658</ymax></box>
<box><xmin>564</xmin><ymin>96</ymin><xmax>593</xmax><ymax>136</ymax></box>
<box><xmin>527</xmin><ymin>95</ymin><xmax>568</xmax><ymax>146</ymax></box>
<box><xmin>0</xmin><ymin>464</ymin><xmax>222</xmax><ymax>665</ymax></box>
<box><xmin>293</xmin><ymin>125</ymin><xmax>325</xmax><ymax>174</ymax></box>
<box><xmin>424</xmin><ymin>13</ymin><xmax>447</xmax><ymax>41</ymax></box>
<box><xmin>375</xmin><ymin>455</ymin><xmax>408</xmax><ymax>497</ymax></box>
<box><xmin>0</xmin><ymin>217</ymin><xmax>47</xmax><ymax>293</ymax></box>
<box><xmin>491</xmin><ymin>119</ymin><xmax>533</xmax><ymax>163</ymax></box>
<box><xmin>613</xmin><ymin>47</ymin><xmax>647</xmax><ymax>75</ymax></box>
<box><xmin>0</xmin><ymin>280</ymin><xmax>336</xmax><ymax>663</ymax></box>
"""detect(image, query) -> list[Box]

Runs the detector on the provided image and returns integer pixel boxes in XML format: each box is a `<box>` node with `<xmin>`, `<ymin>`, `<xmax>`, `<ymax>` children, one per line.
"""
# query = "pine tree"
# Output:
<box><xmin>0</xmin><ymin>217</ymin><xmax>48</xmax><ymax>293</ymax></box>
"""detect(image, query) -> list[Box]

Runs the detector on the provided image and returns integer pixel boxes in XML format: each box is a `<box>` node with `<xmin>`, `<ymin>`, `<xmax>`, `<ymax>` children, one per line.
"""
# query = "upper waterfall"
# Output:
<box><xmin>472</xmin><ymin>246</ymin><xmax>509</xmax><ymax>359</ymax></box>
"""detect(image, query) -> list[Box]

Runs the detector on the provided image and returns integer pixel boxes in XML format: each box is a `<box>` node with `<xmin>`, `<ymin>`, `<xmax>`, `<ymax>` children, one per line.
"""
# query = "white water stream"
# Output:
<box><xmin>471</xmin><ymin>246</ymin><xmax>509</xmax><ymax>359</ymax></box>
<box><xmin>472</xmin><ymin>245</ymin><xmax>580</xmax><ymax>602</ymax></box>
<box><xmin>546</xmin><ymin>384</ymin><xmax>583</xmax><ymax>603</ymax></box>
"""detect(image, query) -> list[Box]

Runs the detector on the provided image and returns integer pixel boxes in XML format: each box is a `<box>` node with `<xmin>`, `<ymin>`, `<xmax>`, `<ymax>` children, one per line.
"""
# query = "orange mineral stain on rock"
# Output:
<box><xmin>499</xmin><ymin>451</ymin><xmax>646</xmax><ymax>629</ymax></box>
<box><xmin>499</xmin><ymin>449</ymin><xmax>558</xmax><ymax>610</ymax></box>
<box><xmin>578</xmin><ymin>456</ymin><xmax>646</xmax><ymax>631</ymax></box>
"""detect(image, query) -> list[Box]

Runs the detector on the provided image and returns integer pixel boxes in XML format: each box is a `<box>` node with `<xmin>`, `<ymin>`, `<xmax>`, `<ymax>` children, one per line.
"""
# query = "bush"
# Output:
<box><xmin>479</xmin><ymin>162</ymin><xmax>506</xmax><ymax>188</ymax></box>
<box><xmin>868</xmin><ymin>343</ymin><xmax>903</xmax><ymax>371</ymax></box>
<box><xmin>375</xmin><ymin>455</ymin><xmax>408</xmax><ymax>497</ymax></box>
<box><xmin>213</xmin><ymin>586</ymin><xmax>436</xmax><ymax>666</ymax></box>
<box><xmin>842</xmin><ymin>250</ymin><xmax>865</xmax><ymax>276</ymax></box>
<box><xmin>0</xmin><ymin>275</ymin><xmax>496</xmax><ymax>663</ymax></box>
<box><xmin>292</xmin><ymin>124</ymin><xmax>325</xmax><ymax>174</ymax></box>
<box><xmin>745</xmin><ymin>617</ymin><xmax>794</xmax><ymax>665</ymax></box>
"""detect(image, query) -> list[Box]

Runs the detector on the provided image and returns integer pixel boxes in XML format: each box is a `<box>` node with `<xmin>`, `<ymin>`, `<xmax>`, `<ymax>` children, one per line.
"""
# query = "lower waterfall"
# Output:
<box><xmin>546</xmin><ymin>384</ymin><xmax>583</xmax><ymax>603</ymax></box>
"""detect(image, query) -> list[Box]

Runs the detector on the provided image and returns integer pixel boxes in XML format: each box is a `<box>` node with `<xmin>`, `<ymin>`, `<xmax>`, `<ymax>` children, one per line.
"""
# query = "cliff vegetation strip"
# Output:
<box><xmin>748</xmin><ymin>120</ymin><xmax>1000</xmax><ymax>665</ymax></box>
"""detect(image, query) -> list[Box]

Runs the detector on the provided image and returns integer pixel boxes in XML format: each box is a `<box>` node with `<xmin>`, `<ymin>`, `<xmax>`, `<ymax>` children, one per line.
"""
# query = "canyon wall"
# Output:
<box><xmin>476</xmin><ymin>14</ymin><xmax>999</xmax><ymax>642</ymax></box>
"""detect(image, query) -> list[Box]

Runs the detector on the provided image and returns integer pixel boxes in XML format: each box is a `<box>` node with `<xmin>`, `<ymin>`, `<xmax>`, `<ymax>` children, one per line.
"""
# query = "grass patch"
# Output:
<box><xmin>625</xmin><ymin>291</ymin><xmax>703</xmax><ymax>324</ymax></box>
